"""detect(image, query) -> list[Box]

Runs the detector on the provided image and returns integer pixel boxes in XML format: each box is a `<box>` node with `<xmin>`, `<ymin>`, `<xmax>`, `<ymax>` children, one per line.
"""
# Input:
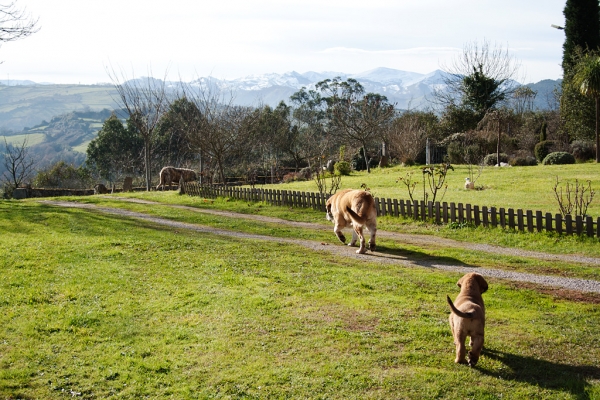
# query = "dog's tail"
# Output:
<box><xmin>446</xmin><ymin>295</ymin><xmax>475</xmax><ymax>319</ymax></box>
<box><xmin>346</xmin><ymin>206</ymin><xmax>367</xmax><ymax>225</ymax></box>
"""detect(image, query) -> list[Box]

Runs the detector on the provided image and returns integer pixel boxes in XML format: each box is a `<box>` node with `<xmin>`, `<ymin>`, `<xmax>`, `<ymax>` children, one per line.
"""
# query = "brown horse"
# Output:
<box><xmin>156</xmin><ymin>167</ymin><xmax>198</xmax><ymax>190</ymax></box>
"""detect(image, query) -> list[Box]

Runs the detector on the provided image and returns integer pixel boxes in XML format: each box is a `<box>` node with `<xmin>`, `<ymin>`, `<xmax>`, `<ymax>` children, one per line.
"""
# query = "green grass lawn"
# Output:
<box><xmin>257</xmin><ymin>163</ymin><xmax>600</xmax><ymax>217</ymax></box>
<box><xmin>1</xmin><ymin>199</ymin><xmax>599</xmax><ymax>399</ymax></box>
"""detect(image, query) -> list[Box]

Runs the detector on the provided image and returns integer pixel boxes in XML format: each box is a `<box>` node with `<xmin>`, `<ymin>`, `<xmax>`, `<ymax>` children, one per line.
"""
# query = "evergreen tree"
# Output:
<box><xmin>560</xmin><ymin>0</ymin><xmax>600</xmax><ymax>142</ymax></box>
<box><xmin>562</xmin><ymin>0</ymin><xmax>600</xmax><ymax>71</ymax></box>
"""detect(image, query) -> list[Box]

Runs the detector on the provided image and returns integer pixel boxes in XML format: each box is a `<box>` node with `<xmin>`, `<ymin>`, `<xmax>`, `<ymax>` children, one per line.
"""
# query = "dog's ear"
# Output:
<box><xmin>475</xmin><ymin>274</ymin><xmax>488</xmax><ymax>293</ymax></box>
<box><xmin>456</xmin><ymin>275</ymin><xmax>463</xmax><ymax>288</ymax></box>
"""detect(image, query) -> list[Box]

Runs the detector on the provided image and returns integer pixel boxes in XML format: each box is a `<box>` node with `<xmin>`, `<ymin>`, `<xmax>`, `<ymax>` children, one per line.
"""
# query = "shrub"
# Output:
<box><xmin>334</xmin><ymin>161</ymin><xmax>352</xmax><ymax>176</ymax></box>
<box><xmin>570</xmin><ymin>140</ymin><xmax>595</xmax><ymax>162</ymax></box>
<box><xmin>282</xmin><ymin>171</ymin><xmax>310</xmax><ymax>183</ymax></box>
<box><xmin>298</xmin><ymin>167</ymin><xmax>312</xmax><ymax>180</ymax></box>
<box><xmin>483</xmin><ymin>153</ymin><xmax>508</xmax><ymax>166</ymax></box>
<box><xmin>534</xmin><ymin>140</ymin><xmax>555</xmax><ymax>162</ymax></box>
<box><xmin>509</xmin><ymin>156</ymin><xmax>537</xmax><ymax>166</ymax></box>
<box><xmin>351</xmin><ymin>148</ymin><xmax>378</xmax><ymax>171</ymax></box>
<box><xmin>542</xmin><ymin>152</ymin><xmax>576</xmax><ymax>165</ymax></box>
<box><xmin>33</xmin><ymin>161</ymin><xmax>94</xmax><ymax>189</ymax></box>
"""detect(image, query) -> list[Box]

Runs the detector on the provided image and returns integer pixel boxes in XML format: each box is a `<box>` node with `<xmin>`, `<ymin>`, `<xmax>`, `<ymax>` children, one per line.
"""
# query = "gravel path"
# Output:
<box><xmin>42</xmin><ymin>199</ymin><xmax>600</xmax><ymax>295</ymax></box>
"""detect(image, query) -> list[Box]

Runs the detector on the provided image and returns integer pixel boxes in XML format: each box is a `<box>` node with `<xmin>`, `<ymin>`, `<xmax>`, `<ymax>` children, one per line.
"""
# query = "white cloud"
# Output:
<box><xmin>0</xmin><ymin>0</ymin><xmax>566</xmax><ymax>84</ymax></box>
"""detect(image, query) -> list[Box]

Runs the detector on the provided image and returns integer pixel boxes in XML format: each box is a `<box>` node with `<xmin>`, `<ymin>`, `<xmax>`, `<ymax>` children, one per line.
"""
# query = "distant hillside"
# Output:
<box><xmin>525</xmin><ymin>79</ymin><xmax>562</xmax><ymax>110</ymax></box>
<box><xmin>0</xmin><ymin>69</ymin><xmax>561</xmax><ymax>179</ymax></box>
<box><xmin>0</xmin><ymin>84</ymin><xmax>119</xmax><ymax>132</ymax></box>
<box><xmin>0</xmin><ymin>109</ymin><xmax>116</xmax><ymax>177</ymax></box>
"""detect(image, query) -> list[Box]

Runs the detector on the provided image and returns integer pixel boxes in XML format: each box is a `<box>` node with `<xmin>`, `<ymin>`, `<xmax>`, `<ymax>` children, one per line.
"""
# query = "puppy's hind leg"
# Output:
<box><xmin>468</xmin><ymin>335</ymin><xmax>484</xmax><ymax>367</ymax></box>
<box><xmin>454</xmin><ymin>331</ymin><xmax>468</xmax><ymax>364</ymax></box>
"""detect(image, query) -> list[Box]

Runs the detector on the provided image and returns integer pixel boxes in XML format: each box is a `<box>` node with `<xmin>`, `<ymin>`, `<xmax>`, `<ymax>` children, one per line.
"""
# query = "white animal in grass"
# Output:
<box><xmin>464</xmin><ymin>177</ymin><xmax>475</xmax><ymax>190</ymax></box>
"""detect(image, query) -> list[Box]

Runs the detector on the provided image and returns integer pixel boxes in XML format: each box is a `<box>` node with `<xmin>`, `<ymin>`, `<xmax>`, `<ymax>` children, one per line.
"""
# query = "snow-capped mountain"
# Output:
<box><xmin>187</xmin><ymin>67</ymin><xmax>451</xmax><ymax>109</ymax></box>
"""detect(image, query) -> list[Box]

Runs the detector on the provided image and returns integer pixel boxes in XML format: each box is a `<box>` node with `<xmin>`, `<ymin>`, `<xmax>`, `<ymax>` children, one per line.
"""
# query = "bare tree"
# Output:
<box><xmin>512</xmin><ymin>86</ymin><xmax>538</xmax><ymax>116</ymax></box>
<box><xmin>108</xmin><ymin>68</ymin><xmax>169</xmax><ymax>190</ymax></box>
<box><xmin>0</xmin><ymin>1</ymin><xmax>39</xmax><ymax>44</ymax></box>
<box><xmin>384</xmin><ymin>111</ymin><xmax>437</xmax><ymax>165</ymax></box>
<box><xmin>435</xmin><ymin>40</ymin><xmax>522</xmax><ymax>116</ymax></box>
<box><xmin>181</xmin><ymin>80</ymin><xmax>257</xmax><ymax>185</ymax></box>
<box><xmin>2</xmin><ymin>137</ymin><xmax>35</xmax><ymax>192</ymax></box>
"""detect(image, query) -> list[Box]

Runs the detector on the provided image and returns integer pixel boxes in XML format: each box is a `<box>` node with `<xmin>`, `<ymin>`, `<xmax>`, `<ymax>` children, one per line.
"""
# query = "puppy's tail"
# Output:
<box><xmin>346</xmin><ymin>206</ymin><xmax>367</xmax><ymax>225</ymax></box>
<box><xmin>446</xmin><ymin>295</ymin><xmax>475</xmax><ymax>319</ymax></box>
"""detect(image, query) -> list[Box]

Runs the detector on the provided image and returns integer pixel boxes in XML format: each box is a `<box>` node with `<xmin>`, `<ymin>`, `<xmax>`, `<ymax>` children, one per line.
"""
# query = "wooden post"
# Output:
<box><xmin>586</xmin><ymin>216</ymin><xmax>594</xmax><ymax>237</ymax></box>
<box><xmin>482</xmin><ymin>206</ymin><xmax>489</xmax><ymax>227</ymax></box>
<box><xmin>565</xmin><ymin>214</ymin><xmax>573</xmax><ymax>235</ymax></box>
<box><xmin>556</xmin><ymin>214</ymin><xmax>563</xmax><ymax>235</ymax></box>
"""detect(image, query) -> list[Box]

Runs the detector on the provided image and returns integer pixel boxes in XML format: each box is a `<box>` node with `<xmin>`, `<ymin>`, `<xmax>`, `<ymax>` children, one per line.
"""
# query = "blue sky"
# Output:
<box><xmin>1</xmin><ymin>0</ymin><xmax>566</xmax><ymax>84</ymax></box>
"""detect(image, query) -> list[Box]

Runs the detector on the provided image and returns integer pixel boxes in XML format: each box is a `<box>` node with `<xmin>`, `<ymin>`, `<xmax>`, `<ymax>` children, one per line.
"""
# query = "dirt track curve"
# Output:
<box><xmin>42</xmin><ymin>198</ymin><xmax>600</xmax><ymax>295</ymax></box>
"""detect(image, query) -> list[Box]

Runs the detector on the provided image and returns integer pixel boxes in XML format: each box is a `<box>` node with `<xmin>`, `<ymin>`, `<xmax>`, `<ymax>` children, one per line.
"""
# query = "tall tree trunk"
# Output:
<box><xmin>596</xmin><ymin>96</ymin><xmax>600</xmax><ymax>163</ymax></box>
<box><xmin>496</xmin><ymin>115</ymin><xmax>501</xmax><ymax>167</ymax></box>
<box><xmin>145</xmin><ymin>141</ymin><xmax>151</xmax><ymax>191</ymax></box>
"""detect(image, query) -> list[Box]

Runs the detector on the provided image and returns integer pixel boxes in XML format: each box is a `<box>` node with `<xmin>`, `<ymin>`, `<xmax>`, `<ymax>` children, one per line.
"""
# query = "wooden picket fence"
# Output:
<box><xmin>181</xmin><ymin>182</ymin><xmax>600</xmax><ymax>238</ymax></box>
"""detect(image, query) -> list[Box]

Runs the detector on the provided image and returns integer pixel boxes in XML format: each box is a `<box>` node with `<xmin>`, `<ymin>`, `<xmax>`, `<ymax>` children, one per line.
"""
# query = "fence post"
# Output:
<box><xmin>458</xmin><ymin>203</ymin><xmax>464</xmax><ymax>223</ymax></box>
<box><xmin>435</xmin><ymin>202</ymin><xmax>441</xmax><ymax>224</ymax></box>
<box><xmin>499</xmin><ymin>208</ymin><xmax>506</xmax><ymax>229</ymax></box>
<box><xmin>576</xmin><ymin>215</ymin><xmax>584</xmax><ymax>235</ymax></box>
<box><xmin>508</xmin><ymin>209</ymin><xmax>515</xmax><ymax>230</ymax></box>
<box><xmin>450</xmin><ymin>203</ymin><xmax>456</xmax><ymax>223</ymax></box>
<box><xmin>586</xmin><ymin>216</ymin><xmax>594</xmax><ymax>237</ymax></box>
<box><xmin>556</xmin><ymin>214</ymin><xmax>563</xmax><ymax>235</ymax></box>
<box><xmin>393</xmin><ymin>199</ymin><xmax>399</xmax><ymax>217</ymax></box>
<box><xmin>474</xmin><ymin>205</ymin><xmax>481</xmax><ymax>227</ymax></box>
<box><xmin>490</xmin><ymin>207</ymin><xmax>497</xmax><ymax>228</ymax></box>
<box><xmin>517</xmin><ymin>209</ymin><xmax>524</xmax><ymax>232</ymax></box>
<box><xmin>565</xmin><ymin>214</ymin><xmax>573</xmax><ymax>235</ymax></box>
<box><xmin>413</xmin><ymin>200</ymin><xmax>419</xmax><ymax>220</ymax></box>
<box><xmin>466</xmin><ymin>204</ymin><xmax>472</xmax><ymax>224</ymax></box>
<box><xmin>442</xmin><ymin>202</ymin><xmax>449</xmax><ymax>224</ymax></box>
<box><xmin>526</xmin><ymin>210</ymin><xmax>534</xmax><ymax>233</ymax></box>
<box><xmin>482</xmin><ymin>206</ymin><xmax>488</xmax><ymax>227</ymax></box>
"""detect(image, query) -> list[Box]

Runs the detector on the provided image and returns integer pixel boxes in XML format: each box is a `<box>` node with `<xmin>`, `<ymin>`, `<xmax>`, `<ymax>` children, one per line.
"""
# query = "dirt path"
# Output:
<box><xmin>42</xmin><ymin>198</ymin><xmax>600</xmax><ymax>296</ymax></box>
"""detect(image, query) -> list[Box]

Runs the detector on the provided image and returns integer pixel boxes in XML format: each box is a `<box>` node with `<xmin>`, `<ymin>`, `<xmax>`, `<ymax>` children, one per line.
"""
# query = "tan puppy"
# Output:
<box><xmin>446</xmin><ymin>272</ymin><xmax>488</xmax><ymax>366</ymax></box>
<box><xmin>325</xmin><ymin>189</ymin><xmax>377</xmax><ymax>254</ymax></box>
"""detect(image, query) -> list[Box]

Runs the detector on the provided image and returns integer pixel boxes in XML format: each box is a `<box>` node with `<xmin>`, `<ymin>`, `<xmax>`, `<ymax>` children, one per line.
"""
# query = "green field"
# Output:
<box><xmin>259</xmin><ymin>163</ymin><xmax>600</xmax><ymax>217</ymax></box>
<box><xmin>0</xmin><ymin>133</ymin><xmax>46</xmax><ymax>147</ymax></box>
<box><xmin>0</xmin><ymin>194</ymin><xmax>598</xmax><ymax>399</ymax></box>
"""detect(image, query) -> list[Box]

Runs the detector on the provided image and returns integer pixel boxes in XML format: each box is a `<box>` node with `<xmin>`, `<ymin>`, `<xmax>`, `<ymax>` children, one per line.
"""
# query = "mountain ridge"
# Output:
<box><xmin>0</xmin><ymin>67</ymin><xmax>560</xmax><ymax>133</ymax></box>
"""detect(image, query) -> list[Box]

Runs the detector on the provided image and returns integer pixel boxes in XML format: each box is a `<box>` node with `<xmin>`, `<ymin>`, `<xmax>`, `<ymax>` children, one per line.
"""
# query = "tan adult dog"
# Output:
<box><xmin>325</xmin><ymin>189</ymin><xmax>377</xmax><ymax>254</ymax></box>
<box><xmin>156</xmin><ymin>167</ymin><xmax>197</xmax><ymax>190</ymax></box>
<box><xmin>447</xmin><ymin>272</ymin><xmax>488</xmax><ymax>367</ymax></box>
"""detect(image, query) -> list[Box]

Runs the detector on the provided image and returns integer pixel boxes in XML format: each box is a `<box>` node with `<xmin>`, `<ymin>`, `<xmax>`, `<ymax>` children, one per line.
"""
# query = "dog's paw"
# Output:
<box><xmin>369</xmin><ymin>243</ymin><xmax>376</xmax><ymax>251</ymax></box>
<box><xmin>468</xmin><ymin>352</ymin><xmax>479</xmax><ymax>367</ymax></box>
<box><xmin>356</xmin><ymin>247</ymin><xmax>367</xmax><ymax>254</ymax></box>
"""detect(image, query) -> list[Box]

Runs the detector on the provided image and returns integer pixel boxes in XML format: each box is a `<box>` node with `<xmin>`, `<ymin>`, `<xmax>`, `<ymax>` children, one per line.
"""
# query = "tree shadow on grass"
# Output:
<box><xmin>479</xmin><ymin>347</ymin><xmax>600</xmax><ymax>400</ymax></box>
